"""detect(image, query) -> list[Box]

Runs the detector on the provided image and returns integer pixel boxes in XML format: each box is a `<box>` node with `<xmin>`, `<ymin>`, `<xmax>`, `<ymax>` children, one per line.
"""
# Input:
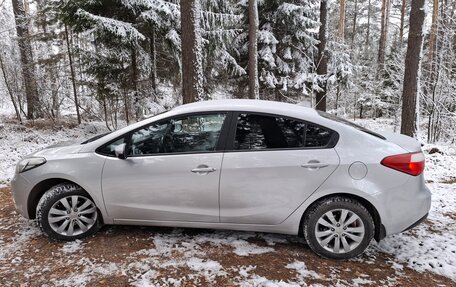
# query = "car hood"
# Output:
<box><xmin>31</xmin><ymin>140</ymin><xmax>84</xmax><ymax>157</ymax></box>
<box><xmin>378</xmin><ymin>131</ymin><xmax>422</xmax><ymax>153</ymax></box>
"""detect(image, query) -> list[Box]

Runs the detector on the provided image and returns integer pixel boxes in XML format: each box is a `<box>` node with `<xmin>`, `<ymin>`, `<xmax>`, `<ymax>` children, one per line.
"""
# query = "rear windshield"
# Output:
<box><xmin>317</xmin><ymin>111</ymin><xmax>386</xmax><ymax>140</ymax></box>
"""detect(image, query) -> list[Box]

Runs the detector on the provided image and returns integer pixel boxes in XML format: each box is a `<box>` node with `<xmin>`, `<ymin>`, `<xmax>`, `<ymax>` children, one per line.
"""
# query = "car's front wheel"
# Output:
<box><xmin>36</xmin><ymin>183</ymin><xmax>101</xmax><ymax>240</ymax></box>
<box><xmin>303</xmin><ymin>196</ymin><xmax>374</xmax><ymax>259</ymax></box>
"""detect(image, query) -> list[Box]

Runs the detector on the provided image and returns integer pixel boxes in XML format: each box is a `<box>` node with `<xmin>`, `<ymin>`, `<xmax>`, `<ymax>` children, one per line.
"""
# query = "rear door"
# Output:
<box><xmin>219</xmin><ymin>113</ymin><xmax>340</xmax><ymax>225</ymax></box>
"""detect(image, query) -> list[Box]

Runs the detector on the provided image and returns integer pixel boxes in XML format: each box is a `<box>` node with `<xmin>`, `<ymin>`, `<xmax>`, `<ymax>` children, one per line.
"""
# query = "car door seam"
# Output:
<box><xmin>99</xmin><ymin>156</ymin><xmax>111</xmax><ymax>218</ymax></box>
<box><xmin>278</xmin><ymin>148</ymin><xmax>342</xmax><ymax>225</ymax></box>
<box><xmin>217</xmin><ymin>152</ymin><xmax>225</xmax><ymax>223</ymax></box>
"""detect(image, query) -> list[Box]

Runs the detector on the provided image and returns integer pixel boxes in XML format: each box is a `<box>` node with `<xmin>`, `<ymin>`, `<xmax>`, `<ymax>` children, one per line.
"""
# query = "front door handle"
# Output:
<box><xmin>301</xmin><ymin>161</ymin><xmax>329</xmax><ymax>169</ymax></box>
<box><xmin>191</xmin><ymin>165</ymin><xmax>216</xmax><ymax>174</ymax></box>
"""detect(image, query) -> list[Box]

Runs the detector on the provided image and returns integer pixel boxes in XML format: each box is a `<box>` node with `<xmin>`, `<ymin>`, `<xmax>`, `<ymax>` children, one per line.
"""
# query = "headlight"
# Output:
<box><xmin>15</xmin><ymin>157</ymin><xmax>47</xmax><ymax>173</ymax></box>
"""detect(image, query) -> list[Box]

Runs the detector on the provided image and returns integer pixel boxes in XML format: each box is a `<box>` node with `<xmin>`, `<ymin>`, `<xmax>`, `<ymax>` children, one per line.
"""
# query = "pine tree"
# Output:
<box><xmin>315</xmin><ymin>0</ymin><xmax>328</xmax><ymax>111</ymax></box>
<box><xmin>248</xmin><ymin>0</ymin><xmax>259</xmax><ymax>99</ymax></box>
<box><xmin>181</xmin><ymin>0</ymin><xmax>204</xmax><ymax>103</ymax></box>
<box><xmin>377</xmin><ymin>0</ymin><xmax>390</xmax><ymax>75</ymax></box>
<box><xmin>401</xmin><ymin>0</ymin><xmax>426</xmax><ymax>137</ymax></box>
<box><xmin>235</xmin><ymin>0</ymin><xmax>320</xmax><ymax>101</ymax></box>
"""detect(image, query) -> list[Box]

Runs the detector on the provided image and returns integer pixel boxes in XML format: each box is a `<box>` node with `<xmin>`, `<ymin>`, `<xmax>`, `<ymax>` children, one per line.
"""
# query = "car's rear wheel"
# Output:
<box><xmin>36</xmin><ymin>183</ymin><xmax>101</xmax><ymax>241</ymax></box>
<box><xmin>303</xmin><ymin>196</ymin><xmax>374</xmax><ymax>259</ymax></box>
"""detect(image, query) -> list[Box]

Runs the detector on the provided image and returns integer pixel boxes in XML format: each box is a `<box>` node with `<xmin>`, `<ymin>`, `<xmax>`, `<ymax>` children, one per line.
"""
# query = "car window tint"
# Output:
<box><xmin>234</xmin><ymin>114</ymin><xmax>305</xmax><ymax>150</ymax></box>
<box><xmin>305</xmin><ymin>124</ymin><xmax>332</xmax><ymax>147</ymax></box>
<box><xmin>98</xmin><ymin>137</ymin><xmax>126</xmax><ymax>156</ymax></box>
<box><xmin>129</xmin><ymin>113</ymin><xmax>226</xmax><ymax>155</ymax></box>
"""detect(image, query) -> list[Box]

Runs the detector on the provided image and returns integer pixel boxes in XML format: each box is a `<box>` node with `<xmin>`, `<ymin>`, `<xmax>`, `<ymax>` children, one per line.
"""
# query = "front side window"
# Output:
<box><xmin>97</xmin><ymin>137</ymin><xmax>126</xmax><ymax>156</ymax></box>
<box><xmin>129</xmin><ymin>113</ymin><xmax>226</xmax><ymax>155</ymax></box>
<box><xmin>234</xmin><ymin>113</ymin><xmax>334</xmax><ymax>150</ymax></box>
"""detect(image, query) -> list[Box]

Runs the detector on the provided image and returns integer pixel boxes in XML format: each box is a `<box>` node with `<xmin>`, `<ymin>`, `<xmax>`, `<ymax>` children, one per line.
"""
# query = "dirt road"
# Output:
<box><xmin>0</xmin><ymin>187</ymin><xmax>454</xmax><ymax>287</ymax></box>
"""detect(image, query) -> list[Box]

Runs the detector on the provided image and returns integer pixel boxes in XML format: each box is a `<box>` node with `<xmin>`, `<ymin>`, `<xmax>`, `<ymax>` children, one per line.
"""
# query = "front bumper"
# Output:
<box><xmin>11</xmin><ymin>173</ymin><xmax>32</xmax><ymax>219</ymax></box>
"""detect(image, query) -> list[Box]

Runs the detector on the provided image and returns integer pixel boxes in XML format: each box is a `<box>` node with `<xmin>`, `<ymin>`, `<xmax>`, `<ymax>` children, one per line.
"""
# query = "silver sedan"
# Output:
<box><xmin>11</xmin><ymin>100</ymin><xmax>431</xmax><ymax>259</ymax></box>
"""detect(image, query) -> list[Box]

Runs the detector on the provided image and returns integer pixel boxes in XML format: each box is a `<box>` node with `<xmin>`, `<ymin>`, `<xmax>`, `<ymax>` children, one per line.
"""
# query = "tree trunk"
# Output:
<box><xmin>150</xmin><ymin>30</ymin><xmax>157</xmax><ymax>93</ymax></box>
<box><xmin>365</xmin><ymin>0</ymin><xmax>371</xmax><ymax>48</ymax></box>
<box><xmin>64</xmin><ymin>23</ymin><xmax>81</xmax><ymax>124</ymax></box>
<box><xmin>12</xmin><ymin>0</ymin><xmax>41</xmax><ymax>119</ymax></box>
<box><xmin>0</xmin><ymin>53</ymin><xmax>22</xmax><ymax>122</ymax></box>
<box><xmin>427</xmin><ymin>0</ymin><xmax>439</xmax><ymax>80</ymax></box>
<box><xmin>338</xmin><ymin>0</ymin><xmax>345</xmax><ymax>40</ymax></box>
<box><xmin>378</xmin><ymin>0</ymin><xmax>390</xmax><ymax>75</ymax></box>
<box><xmin>351</xmin><ymin>0</ymin><xmax>358</xmax><ymax>46</ymax></box>
<box><xmin>180</xmin><ymin>0</ymin><xmax>204</xmax><ymax>104</ymax></box>
<box><xmin>315</xmin><ymin>0</ymin><xmax>328</xmax><ymax>112</ymax></box>
<box><xmin>248</xmin><ymin>0</ymin><xmax>259</xmax><ymax>99</ymax></box>
<box><xmin>50</xmin><ymin>66</ymin><xmax>59</xmax><ymax>120</ymax></box>
<box><xmin>131</xmin><ymin>47</ymin><xmax>141</xmax><ymax>119</ymax></box>
<box><xmin>401</xmin><ymin>0</ymin><xmax>426</xmax><ymax>137</ymax></box>
<box><xmin>399</xmin><ymin>0</ymin><xmax>406</xmax><ymax>46</ymax></box>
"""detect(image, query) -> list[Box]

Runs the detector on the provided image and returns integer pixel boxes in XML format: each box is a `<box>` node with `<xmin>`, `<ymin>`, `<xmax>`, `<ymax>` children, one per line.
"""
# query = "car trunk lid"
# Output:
<box><xmin>377</xmin><ymin>131</ymin><xmax>422</xmax><ymax>152</ymax></box>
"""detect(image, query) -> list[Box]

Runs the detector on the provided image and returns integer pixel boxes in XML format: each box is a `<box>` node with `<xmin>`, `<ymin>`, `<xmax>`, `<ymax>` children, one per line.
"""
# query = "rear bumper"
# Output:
<box><xmin>403</xmin><ymin>212</ymin><xmax>428</xmax><ymax>232</ymax></box>
<box><xmin>380</xmin><ymin>177</ymin><xmax>431</xmax><ymax>236</ymax></box>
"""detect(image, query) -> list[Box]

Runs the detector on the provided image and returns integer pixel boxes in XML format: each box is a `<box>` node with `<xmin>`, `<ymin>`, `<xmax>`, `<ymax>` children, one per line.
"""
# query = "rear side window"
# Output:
<box><xmin>234</xmin><ymin>113</ymin><xmax>335</xmax><ymax>150</ymax></box>
<box><xmin>305</xmin><ymin>124</ymin><xmax>333</xmax><ymax>147</ymax></box>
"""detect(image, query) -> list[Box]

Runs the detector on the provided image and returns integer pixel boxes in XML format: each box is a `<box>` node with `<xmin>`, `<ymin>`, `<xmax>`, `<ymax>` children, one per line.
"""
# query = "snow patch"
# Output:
<box><xmin>62</xmin><ymin>240</ymin><xmax>84</xmax><ymax>254</ymax></box>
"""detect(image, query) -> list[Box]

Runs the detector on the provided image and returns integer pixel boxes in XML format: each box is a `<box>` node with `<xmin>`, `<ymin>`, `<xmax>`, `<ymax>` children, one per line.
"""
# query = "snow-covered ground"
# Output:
<box><xmin>0</xmin><ymin>115</ymin><xmax>455</xmax><ymax>286</ymax></box>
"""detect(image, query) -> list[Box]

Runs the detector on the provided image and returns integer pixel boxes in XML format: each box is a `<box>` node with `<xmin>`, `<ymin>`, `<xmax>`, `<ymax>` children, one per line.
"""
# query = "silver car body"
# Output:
<box><xmin>11</xmin><ymin>100</ymin><xmax>431</xmax><ymax>238</ymax></box>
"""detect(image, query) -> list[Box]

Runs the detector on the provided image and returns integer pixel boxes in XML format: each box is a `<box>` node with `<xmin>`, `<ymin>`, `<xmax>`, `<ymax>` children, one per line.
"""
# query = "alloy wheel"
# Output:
<box><xmin>314</xmin><ymin>208</ymin><xmax>365</xmax><ymax>254</ymax></box>
<box><xmin>47</xmin><ymin>195</ymin><xmax>98</xmax><ymax>236</ymax></box>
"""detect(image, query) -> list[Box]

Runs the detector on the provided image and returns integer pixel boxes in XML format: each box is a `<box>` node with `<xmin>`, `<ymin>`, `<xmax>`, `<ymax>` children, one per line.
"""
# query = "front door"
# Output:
<box><xmin>101</xmin><ymin>113</ymin><xmax>228</xmax><ymax>223</ymax></box>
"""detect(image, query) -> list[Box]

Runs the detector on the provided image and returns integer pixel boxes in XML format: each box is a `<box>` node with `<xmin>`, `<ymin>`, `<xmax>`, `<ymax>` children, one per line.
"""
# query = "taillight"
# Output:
<box><xmin>381</xmin><ymin>152</ymin><xmax>425</xmax><ymax>176</ymax></box>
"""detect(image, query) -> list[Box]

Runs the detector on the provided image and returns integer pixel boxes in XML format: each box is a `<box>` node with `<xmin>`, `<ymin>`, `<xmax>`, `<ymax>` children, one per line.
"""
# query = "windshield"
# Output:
<box><xmin>317</xmin><ymin>111</ymin><xmax>386</xmax><ymax>140</ymax></box>
<box><xmin>81</xmin><ymin>132</ymin><xmax>111</xmax><ymax>144</ymax></box>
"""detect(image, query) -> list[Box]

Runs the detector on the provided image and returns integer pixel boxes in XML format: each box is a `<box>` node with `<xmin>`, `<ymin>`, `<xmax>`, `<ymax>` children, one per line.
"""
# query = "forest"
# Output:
<box><xmin>1</xmin><ymin>1</ymin><xmax>456</xmax><ymax>285</ymax></box>
<box><xmin>0</xmin><ymin>0</ymin><xmax>455</xmax><ymax>142</ymax></box>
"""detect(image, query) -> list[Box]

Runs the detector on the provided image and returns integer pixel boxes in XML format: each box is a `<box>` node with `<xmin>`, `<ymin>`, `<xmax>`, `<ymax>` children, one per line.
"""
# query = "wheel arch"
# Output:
<box><xmin>27</xmin><ymin>178</ymin><xmax>95</xmax><ymax>220</ymax></box>
<box><xmin>299</xmin><ymin>193</ymin><xmax>386</xmax><ymax>242</ymax></box>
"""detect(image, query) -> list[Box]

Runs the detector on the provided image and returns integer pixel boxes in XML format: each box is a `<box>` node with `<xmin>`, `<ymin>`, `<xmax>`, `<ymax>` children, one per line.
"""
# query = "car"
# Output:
<box><xmin>11</xmin><ymin>99</ymin><xmax>431</xmax><ymax>259</ymax></box>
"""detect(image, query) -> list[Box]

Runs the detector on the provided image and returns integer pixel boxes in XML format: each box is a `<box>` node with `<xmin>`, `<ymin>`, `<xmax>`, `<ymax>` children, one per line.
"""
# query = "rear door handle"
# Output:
<box><xmin>191</xmin><ymin>165</ymin><xmax>217</xmax><ymax>174</ymax></box>
<box><xmin>301</xmin><ymin>162</ymin><xmax>329</xmax><ymax>169</ymax></box>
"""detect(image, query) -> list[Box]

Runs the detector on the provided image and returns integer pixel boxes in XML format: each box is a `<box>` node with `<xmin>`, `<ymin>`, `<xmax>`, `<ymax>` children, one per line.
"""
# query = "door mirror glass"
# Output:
<box><xmin>115</xmin><ymin>143</ymin><xmax>127</xmax><ymax>159</ymax></box>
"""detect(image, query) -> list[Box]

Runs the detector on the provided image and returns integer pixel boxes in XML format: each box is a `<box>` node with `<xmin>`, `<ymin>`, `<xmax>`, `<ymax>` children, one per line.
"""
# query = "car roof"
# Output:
<box><xmin>172</xmin><ymin>99</ymin><xmax>319</xmax><ymax>117</ymax></box>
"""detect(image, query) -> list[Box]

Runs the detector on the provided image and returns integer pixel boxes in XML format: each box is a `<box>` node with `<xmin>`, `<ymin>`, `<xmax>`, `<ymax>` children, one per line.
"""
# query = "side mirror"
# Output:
<box><xmin>114</xmin><ymin>143</ymin><xmax>127</xmax><ymax>160</ymax></box>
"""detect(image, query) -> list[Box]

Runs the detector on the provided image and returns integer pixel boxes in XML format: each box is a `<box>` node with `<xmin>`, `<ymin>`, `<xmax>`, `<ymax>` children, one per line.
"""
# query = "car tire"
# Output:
<box><xmin>303</xmin><ymin>196</ymin><xmax>374</xmax><ymax>259</ymax></box>
<box><xmin>36</xmin><ymin>183</ymin><xmax>101</xmax><ymax>241</ymax></box>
